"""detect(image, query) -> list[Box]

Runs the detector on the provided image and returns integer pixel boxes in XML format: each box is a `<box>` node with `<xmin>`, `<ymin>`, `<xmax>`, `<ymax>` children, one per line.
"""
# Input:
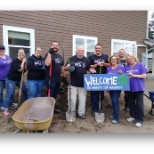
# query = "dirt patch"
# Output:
<box><xmin>0</xmin><ymin>77</ymin><xmax>154</xmax><ymax>133</ymax></box>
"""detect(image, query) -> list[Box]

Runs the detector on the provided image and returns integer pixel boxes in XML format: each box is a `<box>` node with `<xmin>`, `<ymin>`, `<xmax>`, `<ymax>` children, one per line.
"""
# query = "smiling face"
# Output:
<box><xmin>76</xmin><ymin>46</ymin><xmax>84</xmax><ymax>58</ymax></box>
<box><xmin>109</xmin><ymin>55</ymin><xmax>120</xmax><ymax>66</ymax></box>
<box><xmin>110</xmin><ymin>56</ymin><xmax>118</xmax><ymax>66</ymax></box>
<box><xmin>95</xmin><ymin>45</ymin><xmax>102</xmax><ymax>56</ymax></box>
<box><xmin>0</xmin><ymin>48</ymin><xmax>5</xmax><ymax>56</ymax></box>
<box><xmin>35</xmin><ymin>47</ymin><xmax>42</xmax><ymax>57</ymax></box>
<box><xmin>51</xmin><ymin>41</ymin><xmax>59</xmax><ymax>53</ymax></box>
<box><xmin>18</xmin><ymin>49</ymin><xmax>25</xmax><ymax>60</ymax></box>
<box><xmin>118</xmin><ymin>49</ymin><xmax>126</xmax><ymax>58</ymax></box>
<box><xmin>126</xmin><ymin>55</ymin><xmax>137</xmax><ymax>66</ymax></box>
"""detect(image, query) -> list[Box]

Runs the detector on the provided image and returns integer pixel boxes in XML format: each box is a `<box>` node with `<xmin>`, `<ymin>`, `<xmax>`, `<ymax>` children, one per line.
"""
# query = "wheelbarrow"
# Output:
<box><xmin>144</xmin><ymin>90</ymin><xmax>154</xmax><ymax>116</ymax></box>
<box><xmin>12</xmin><ymin>97</ymin><xmax>55</xmax><ymax>133</ymax></box>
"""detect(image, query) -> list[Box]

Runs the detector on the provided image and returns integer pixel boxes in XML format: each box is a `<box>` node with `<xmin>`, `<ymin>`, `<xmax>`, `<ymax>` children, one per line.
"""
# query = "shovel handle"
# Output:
<box><xmin>48</xmin><ymin>60</ymin><xmax>52</xmax><ymax>97</ymax></box>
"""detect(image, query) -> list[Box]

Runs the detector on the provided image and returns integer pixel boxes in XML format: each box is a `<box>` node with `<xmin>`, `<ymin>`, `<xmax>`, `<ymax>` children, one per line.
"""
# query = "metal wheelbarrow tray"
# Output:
<box><xmin>12</xmin><ymin>97</ymin><xmax>55</xmax><ymax>131</ymax></box>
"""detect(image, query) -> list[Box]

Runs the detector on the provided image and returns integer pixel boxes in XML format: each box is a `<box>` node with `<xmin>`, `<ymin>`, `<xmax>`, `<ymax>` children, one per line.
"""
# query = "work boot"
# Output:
<box><xmin>54</xmin><ymin>105</ymin><xmax>61</xmax><ymax>114</ymax></box>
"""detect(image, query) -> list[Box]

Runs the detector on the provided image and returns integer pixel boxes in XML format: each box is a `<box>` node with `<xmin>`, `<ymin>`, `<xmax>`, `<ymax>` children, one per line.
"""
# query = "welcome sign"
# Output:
<box><xmin>84</xmin><ymin>74</ymin><xmax>130</xmax><ymax>91</ymax></box>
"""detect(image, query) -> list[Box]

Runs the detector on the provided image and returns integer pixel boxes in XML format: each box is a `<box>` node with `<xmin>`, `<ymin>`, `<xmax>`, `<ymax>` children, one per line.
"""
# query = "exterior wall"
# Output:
<box><xmin>0</xmin><ymin>11</ymin><xmax>147</xmax><ymax>62</ymax></box>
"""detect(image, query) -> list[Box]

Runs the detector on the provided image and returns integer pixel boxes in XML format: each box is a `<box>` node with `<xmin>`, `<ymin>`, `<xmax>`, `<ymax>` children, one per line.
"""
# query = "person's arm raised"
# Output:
<box><xmin>44</xmin><ymin>53</ymin><xmax>52</xmax><ymax>66</ymax></box>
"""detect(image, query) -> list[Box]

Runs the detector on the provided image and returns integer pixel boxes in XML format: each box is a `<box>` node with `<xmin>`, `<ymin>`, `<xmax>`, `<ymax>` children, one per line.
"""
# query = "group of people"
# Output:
<box><xmin>64</xmin><ymin>44</ymin><xmax>147</xmax><ymax>127</ymax></box>
<box><xmin>0</xmin><ymin>42</ymin><xmax>147</xmax><ymax>128</ymax></box>
<box><xmin>0</xmin><ymin>41</ymin><xmax>64</xmax><ymax>116</ymax></box>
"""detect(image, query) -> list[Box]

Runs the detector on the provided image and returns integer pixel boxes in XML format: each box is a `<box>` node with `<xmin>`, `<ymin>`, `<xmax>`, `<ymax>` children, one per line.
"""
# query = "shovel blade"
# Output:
<box><xmin>94</xmin><ymin>112</ymin><xmax>105</xmax><ymax>122</ymax></box>
<box><xmin>66</xmin><ymin>111</ymin><xmax>76</xmax><ymax>122</ymax></box>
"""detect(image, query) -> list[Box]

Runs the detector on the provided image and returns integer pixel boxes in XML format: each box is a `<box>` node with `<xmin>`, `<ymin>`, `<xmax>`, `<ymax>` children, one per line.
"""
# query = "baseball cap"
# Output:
<box><xmin>0</xmin><ymin>44</ymin><xmax>5</xmax><ymax>50</ymax></box>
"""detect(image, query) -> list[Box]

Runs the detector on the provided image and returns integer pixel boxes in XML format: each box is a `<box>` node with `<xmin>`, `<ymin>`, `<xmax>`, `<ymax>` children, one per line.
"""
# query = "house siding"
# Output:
<box><xmin>0</xmin><ymin>11</ymin><xmax>147</xmax><ymax>62</ymax></box>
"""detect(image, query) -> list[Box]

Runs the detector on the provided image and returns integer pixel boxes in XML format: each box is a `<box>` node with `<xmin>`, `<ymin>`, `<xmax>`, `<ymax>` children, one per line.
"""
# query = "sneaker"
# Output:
<box><xmin>111</xmin><ymin>119</ymin><xmax>118</xmax><ymax>124</ymax></box>
<box><xmin>78</xmin><ymin>114</ymin><xmax>86</xmax><ymax>119</ymax></box>
<box><xmin>135</xmin><ymin>122</ymin><xmax>142</xmax><ymax>127</ymax></box>
<box><xmin>0</xmin><ymin>107</ymin><xmax>5</xmax><ymax>111</ymax></box>
<box><xmin>11</xmin><ymin>103</ymin><xmax>18</xmax><ymax>107</ymax></box>
<box><xmin>3</xmin><ymin>109</ymin><xmax>10</xmax><ymax>116</ymax></box>
<box><xmin>127</xmin><ymin>117</ymin><xmax>135</xmax><ymax>122</ymax></box>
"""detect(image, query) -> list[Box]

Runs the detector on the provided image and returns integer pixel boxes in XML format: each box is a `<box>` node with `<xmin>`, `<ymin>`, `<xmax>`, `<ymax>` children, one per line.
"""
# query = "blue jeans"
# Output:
<box><xmin>3</xmin><ymin>78</ymin><xmax>28</xmax><ymax>109</ymax></box>
<box><xmin>45</xmin><ymin>81</ymin><xmax>60</xmax><ymax>99</ymax></box>
<box><xmin>0</xmin><ymin>80</ymin><xmax>14</xmax><ymax>107</ymax></box>
<box><xmin>0</xmin><ymin>80</ymin><xmax>5</xmax><ymax>107</ymax></box>
<box><xmin>90</xmin><ymin>91</ymin><xmax>104</xmax><ymax>112</ymax></box>
<box><xmin>110</xmin><ymin>90</ymin><xmax>121</xmax><ymax>121</ymax></box>
<box><xmin>127</xmin><ymin>91</ymin><xmax>144</xmax><ymax>123</ymax></box>
<box><xmin>28</xmin><ymin>80</ymin><xmax>45</xmax><ymax>99</ymax></box>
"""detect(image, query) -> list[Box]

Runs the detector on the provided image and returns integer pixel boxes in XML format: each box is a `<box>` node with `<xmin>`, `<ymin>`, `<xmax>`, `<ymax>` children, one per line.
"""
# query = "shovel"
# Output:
<box><xmin>14</xmin><ymin>64</ymin><xmax>25</xmax><ymax>112</ymax></box>
<box><xmin>48</xmin><ymin>60</ymin><xmax>52</xmax><ymax>97</ymax></box>
<box><xmin>66</xmin><ymin>60</ymin><xmax>76</xmax><ymax>122</ymax></box>
<box><xmin>94</xmin><ymin>66</ymin><xmax>105</xmax><ymax>122</ymax></box>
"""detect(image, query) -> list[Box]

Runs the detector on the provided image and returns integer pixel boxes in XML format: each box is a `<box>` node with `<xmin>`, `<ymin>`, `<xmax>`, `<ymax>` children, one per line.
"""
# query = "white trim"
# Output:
<box><xmin>147</xmin><ymin>11</ymin><xmax>149</xmax><ymax>39</ymax></box>
<box><xmin>73</xmin><ymin>35</ymin><xmax>98</xmax><ymax>57</ymax></box>
<box><xmin>111</xmin><ymin>39</ymin><xmax>137</xmax><ymax>57</ymax></box>
<box><xmin>3</xmin><ymin>25</ymin><xmax>35</xmax><ymax>56</ymax></box>
<box><xmin>137</xmin><ymin>44</ymin><xmax>147</xmax><ymax>47</ymax></box>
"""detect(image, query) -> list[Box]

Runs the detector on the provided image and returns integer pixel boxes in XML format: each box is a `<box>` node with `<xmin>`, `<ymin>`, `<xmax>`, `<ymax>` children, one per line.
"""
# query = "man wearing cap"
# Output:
<box><xmin>0</xmin><ymin>44</ymin><xmax>12</xmax><ymax>110</ymax></box>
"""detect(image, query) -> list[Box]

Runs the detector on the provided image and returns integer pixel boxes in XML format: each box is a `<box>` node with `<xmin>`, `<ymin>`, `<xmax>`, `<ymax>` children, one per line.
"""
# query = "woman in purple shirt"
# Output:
<box><xmin>0</xmin><ymin>45</ymin><xmax>12</xmax><ymax>110</ymax></box>
<box><xmin>107</xmin><ymin>55</ymin><xmax>124</xmax><ymax>124</ymax></box>
<box><xmin>125</xmin><ymin>55</ymin><xmax>147</xmax><ymax>127</ymax></box>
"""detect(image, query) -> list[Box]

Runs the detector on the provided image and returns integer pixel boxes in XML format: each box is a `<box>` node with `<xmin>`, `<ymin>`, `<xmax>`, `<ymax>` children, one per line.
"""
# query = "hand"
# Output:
<box><xmin>97</xmin><ymin>61</ymin><xmax>104</xmax><ymax>67</ymax></box>
<box><xmin>22</xmin><ymin>58</ymin><xmax>27</xmax><ymax>64</ymax></box>
<box><xmin>67</xmin><ymin>64</ymin><xmax>70</xmax><ymax>67</ymax></box>
<box><xmin>128</xmin><ymin>71</ymin><xmax>133</xmax><ymax>77</ymax></box>
<box><xmin>89</xmin><ymin>68</ymin><xmax>96</xmax><ymax>73</ymax></box>
<box><xmin>118</xmin><ymin>69</ymin><xmax>123</xmax><ymax>74</ymax></box>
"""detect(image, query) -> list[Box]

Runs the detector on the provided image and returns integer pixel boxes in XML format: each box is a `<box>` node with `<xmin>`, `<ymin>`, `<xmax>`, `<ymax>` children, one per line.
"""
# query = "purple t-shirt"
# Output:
<box><xmin>107</xmin><ymin>65</ymin><xmax>124</xmax><ymax>74</ymax></box>
<box><xmin>124</xmin><ymin>62</ymin><xmax>147</xmax><ymax>92</ymax></box>
<box><xmin>0</xmin><ymin>55</ymin><xmax>12</xmax><ymax>80</ymax></box>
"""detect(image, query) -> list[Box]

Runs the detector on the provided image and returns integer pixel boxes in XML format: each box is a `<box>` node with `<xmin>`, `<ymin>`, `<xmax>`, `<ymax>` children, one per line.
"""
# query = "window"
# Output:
<box><xmin>73</xmin><ymin>35</ymin><xmax>98</xmax><ymax>57</ymax></box>
<box><xmin>111</xmin><ymin>39</ymin><xmax>137</xmax><ymax>57</ymax></box>
<box><xmin>3</xmin><ymin>25</ymin><xmax>35</xmax><ymax>59</ymax></box>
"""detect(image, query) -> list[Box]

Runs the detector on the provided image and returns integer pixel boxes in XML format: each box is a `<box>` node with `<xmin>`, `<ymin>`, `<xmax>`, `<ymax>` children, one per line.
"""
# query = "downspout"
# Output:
<box><xmin>145</xmin><ymin>11</ymin><xmax>149</xmax><ymax>70</ymax></box>
<box><xmin>152</xmin><ymin>47</ymin><xmax>154</xmax><ymax>75</ymax></box>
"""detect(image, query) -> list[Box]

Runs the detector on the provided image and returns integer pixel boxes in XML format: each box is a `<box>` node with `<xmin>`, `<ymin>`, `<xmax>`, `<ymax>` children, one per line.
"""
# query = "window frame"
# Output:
<box><xmin>3</xmin><ymin>25</ymin><xmax>35</xmax><ymax>57</ymax></box>
<box><xmin>111</xmin><ymin>39</ymin><xmax>137</xmax><ymax>57</ymax></box>
<box><xmin>73</xmin><ymin>35</ymin><xmax>98</xmax><ymax>57</ymax></box>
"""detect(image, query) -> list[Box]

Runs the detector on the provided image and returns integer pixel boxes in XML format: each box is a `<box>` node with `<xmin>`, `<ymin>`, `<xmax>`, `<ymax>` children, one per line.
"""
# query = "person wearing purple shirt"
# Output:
<box><xmin>107</xmin><ymin>55</ymin><xmax>124</xmax><ymax>124</ymax></box>
<box><xmin>125</xmin><ymin>55</ymin><xmax>147</xmax><ymax>127</ymax></box>
<box><xmin>0</xmin><ymin>44</ymin><xmax>12</xmax><ymax>110</ymax></box>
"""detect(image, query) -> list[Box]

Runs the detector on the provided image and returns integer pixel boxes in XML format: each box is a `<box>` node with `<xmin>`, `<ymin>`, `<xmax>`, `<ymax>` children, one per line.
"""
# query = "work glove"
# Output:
<box><xmin>69</xmin><ymin>61</ymin><xmax>75</xmax><ymax>72</ymax></box>
<box><xmin>69</xmin><ymin>66</ymin><xmax>75</xmax><ymax>72</ymax></box>
<box><xmin>49</xmin><ymin>48</ymin><xmax>54</xmax><ymax>54</ymax></box>
<box><xmin>41</xmin><ymin>64</ymin><xmax>46</xmax><ymax>70</ymax></box>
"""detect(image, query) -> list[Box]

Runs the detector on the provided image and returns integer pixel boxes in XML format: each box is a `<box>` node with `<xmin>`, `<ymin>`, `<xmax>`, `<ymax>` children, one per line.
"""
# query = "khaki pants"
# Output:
<box><xmin>68</xmin><ymin>85</ymin><xmax>87</xmax><ymax>116</ymax></box>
